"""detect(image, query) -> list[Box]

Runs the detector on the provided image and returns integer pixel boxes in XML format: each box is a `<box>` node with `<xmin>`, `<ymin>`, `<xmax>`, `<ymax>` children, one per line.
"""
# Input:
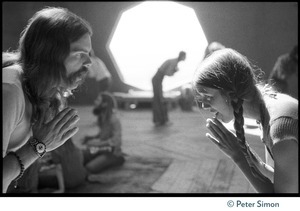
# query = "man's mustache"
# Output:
<box><xmin>68</xmin><ymin>66</ymin><xmax>89</xmax><ymax>84</ymax></box>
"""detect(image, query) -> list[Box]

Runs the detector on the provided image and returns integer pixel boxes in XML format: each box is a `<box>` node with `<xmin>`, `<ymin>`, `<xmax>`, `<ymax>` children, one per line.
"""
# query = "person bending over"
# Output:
<box><xmin>2</xmin><ymin>7</ymin><xmax>93</xmax><ymax>193</ymax></box>
<box><xmin>192</xmin><ymin>48</ymin><xmax>298</xmax><ymax>193</ymax></box>
<box><xmin>152</xmin><ymin>51</ymin><xmax>186</xmax><ymax>126</ymax></box>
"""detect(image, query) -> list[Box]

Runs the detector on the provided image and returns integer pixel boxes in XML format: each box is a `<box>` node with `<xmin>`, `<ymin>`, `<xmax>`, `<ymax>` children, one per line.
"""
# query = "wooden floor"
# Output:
<box><xmin>71</xmin><ymin>105</ymin><xmax>265</xmax><ymax>193</ymax></box>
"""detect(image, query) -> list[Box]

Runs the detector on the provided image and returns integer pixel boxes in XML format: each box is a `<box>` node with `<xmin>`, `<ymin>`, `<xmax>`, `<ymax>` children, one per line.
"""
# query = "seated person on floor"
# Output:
<box><xmin>82</xmin><ymin>92</ymin><xmax>125</xmax><ymax>173</ymax></box>
<box><xmin>37</xmin><ymin>93</ymin><xmax>124</xmax><ymax>191</ymax></box>
<box><xmin>37</xmin><ymin>136</ymin><xmax>125</xmax><ymax>192</ymax></box>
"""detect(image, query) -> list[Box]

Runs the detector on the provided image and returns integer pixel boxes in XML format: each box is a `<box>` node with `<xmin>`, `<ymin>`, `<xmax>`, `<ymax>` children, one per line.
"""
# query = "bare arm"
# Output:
<box><xmin>110</xmin><ymin>115</ymin><xmax>122</xmax><ymax>148</ymax></box>
<box><xmin>2</xmin><ymin>84</ymin><xmax>39</xmax><ymax>192</ymax></box>
<box><xmin>236</xmin><ymin>138</ymin><xmax>299</xmax><ymax>193</ymax></box>
<box><xmin>206</xmin><ymin>118</ymin><xmax>274</xmax><ymax>193</ymax></box>
<box><xmin>263</xmin><ymin>146</ymin><xmax>275</xmax><ymax>182</ymax></box>
<box><xmin>273</xmin><ymin>138</ymin><xmax>298</xmax><ymax>193</ymax></box>
<box><xmin>3</xmin><ymin>105</ymin><xmax>80</xmax><ymax>193</ymax></box>
<box><xmin>2</xmin><ymin>140</ymin><xmax>40</xmax><ymax>193</ymax></box>
<box><xmin>232</xmin><ymin>152</ymin><xmax>274</xmax><ymax>192</ymax></box>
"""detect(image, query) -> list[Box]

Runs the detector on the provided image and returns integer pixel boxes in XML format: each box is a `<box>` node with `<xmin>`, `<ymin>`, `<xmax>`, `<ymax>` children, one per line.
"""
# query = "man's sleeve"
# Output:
<box><xmin>3</xmin><ymin>83</ymin><xmax>24</xmax><ymax>157</ymax></box>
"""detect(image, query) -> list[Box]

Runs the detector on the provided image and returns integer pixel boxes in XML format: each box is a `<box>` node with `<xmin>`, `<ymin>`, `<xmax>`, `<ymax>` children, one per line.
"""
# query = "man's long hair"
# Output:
<box><xmin>3</xmin><ymin>7</ymin><xmax>93</xmax><ymax>123</ymax></box>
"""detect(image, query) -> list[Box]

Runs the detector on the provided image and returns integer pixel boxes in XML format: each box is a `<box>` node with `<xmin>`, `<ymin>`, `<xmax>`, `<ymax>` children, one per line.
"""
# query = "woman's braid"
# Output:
<box><xmin>231</xmin><ymin>98</ymin><xmax>270</xmax><ymax>183</ymax></box>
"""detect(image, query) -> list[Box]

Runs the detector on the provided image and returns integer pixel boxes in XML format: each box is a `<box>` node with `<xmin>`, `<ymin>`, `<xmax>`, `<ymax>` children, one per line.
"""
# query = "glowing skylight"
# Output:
<box><xmin>107</xmin><ymin>1</ymin><xmax>208</xmax><ymax>91</ymax></box>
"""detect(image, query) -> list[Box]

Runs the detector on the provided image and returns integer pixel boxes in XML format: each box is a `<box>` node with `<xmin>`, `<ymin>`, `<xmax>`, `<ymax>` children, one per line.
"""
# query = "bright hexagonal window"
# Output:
<box><xmin>107</xmin><ymin>1</ymin><xmax>208</xmax><ymax>91</ymax></box>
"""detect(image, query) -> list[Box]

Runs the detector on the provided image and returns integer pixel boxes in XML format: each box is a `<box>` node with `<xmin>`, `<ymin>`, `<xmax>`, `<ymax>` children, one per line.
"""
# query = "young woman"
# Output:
<box><xmin>192</xmin><ymin>48</ymin><xmax>298</xmax><ymax>193</ymax></box>
<box><xmin>82</xmin><ymin>92</ymin><xmax>125</xmax><ymax>173</ymax></box>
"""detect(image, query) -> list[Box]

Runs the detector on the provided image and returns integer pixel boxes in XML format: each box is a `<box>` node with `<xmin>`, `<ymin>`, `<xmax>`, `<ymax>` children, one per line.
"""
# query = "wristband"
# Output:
<box><xmin>7</xmin><ymin>151</ymin><xmax>25</xmax><ymax>188</ymax></box>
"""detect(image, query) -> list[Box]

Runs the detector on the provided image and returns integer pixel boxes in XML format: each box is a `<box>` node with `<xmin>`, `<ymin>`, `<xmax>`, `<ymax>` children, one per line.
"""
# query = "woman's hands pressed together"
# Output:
<box><xmin>205</xmin><ymin>117</ymin><xmax>243</xmax><ymax>161</ymax></box>
<box><xmin>32</xmin><ymin>107</ymin><xmax>80</xmax><ymax>152</ymax></box>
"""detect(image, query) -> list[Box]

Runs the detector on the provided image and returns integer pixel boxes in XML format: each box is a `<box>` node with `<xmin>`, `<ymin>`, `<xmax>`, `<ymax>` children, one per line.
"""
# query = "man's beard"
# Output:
<box><xmin>68</xmin><ymin>66</ymin><xmax>89</xmax><ymax>87</ymax></box>
<box><xmin>61</xmin><ymin>66</ymin><xmax>89</xmax><ymax>98</ymax></box>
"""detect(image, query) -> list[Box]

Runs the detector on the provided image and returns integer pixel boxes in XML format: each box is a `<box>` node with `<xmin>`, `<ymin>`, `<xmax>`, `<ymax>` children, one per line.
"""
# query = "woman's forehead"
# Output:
<box><xmin>197</xmin><ymin>85</ymin><xmax>216</xmax><ymax>96</ymax></box>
